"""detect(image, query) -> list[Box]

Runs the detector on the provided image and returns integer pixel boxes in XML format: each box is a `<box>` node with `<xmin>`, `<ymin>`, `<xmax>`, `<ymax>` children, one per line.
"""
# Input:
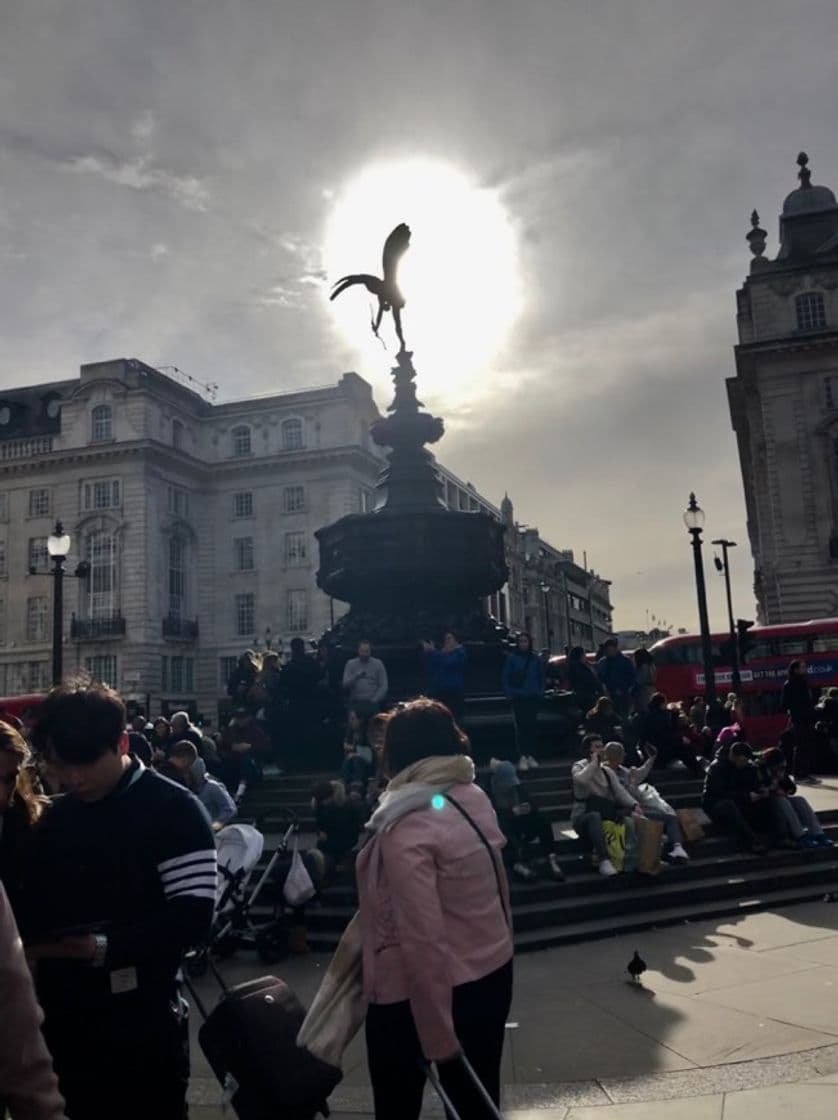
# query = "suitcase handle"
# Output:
<box><xmin>183</xmin><ymin>954</ymin><xmax>228</xmax><ymax>1022</ymax></box>
<box><xmin>423</xmin><ymin>1054</ymin><xmax>505</xmax><ymax>1120</ymax></box>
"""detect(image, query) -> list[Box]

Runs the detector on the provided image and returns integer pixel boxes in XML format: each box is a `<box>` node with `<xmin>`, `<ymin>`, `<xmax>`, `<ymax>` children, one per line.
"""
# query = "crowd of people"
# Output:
<box><xmin>1</xmin><ymin>633</ymin><xmax>836</xmax><ymax>1120</ymax></box>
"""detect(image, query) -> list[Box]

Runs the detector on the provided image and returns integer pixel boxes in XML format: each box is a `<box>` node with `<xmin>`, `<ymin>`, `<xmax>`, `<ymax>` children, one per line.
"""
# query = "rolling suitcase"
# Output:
<box><xmin>188</xmin><ymin>966</ymin><xmax>341</xmax><ymax>1119</ymax></box>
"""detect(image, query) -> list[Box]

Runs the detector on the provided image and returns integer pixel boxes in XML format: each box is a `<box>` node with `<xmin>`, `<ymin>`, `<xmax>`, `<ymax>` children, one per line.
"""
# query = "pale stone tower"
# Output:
<box><xmin>728</xmin><ymin>153</ymin><xmax>838</xmax><ymax>622</ymax></box>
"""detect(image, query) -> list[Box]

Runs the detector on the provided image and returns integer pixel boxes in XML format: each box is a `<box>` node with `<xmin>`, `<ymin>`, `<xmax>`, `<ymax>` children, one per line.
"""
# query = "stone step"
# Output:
<box><xmin>296</xmin><ymin>859</ymin><xmax>838</xmax><ymax>953</ymax></box>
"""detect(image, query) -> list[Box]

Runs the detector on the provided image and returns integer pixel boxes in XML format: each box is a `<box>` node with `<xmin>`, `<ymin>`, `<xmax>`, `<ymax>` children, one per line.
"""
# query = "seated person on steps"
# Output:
<box><xmin>702</xmin><ymin>742</ymin><xmax>784</xmax><ymax>854</ymax></box>
<box><xmin>757</xmin><ymin>747</ymin><xmax>833</xmax><ymax>850</ymax></box>
<box><xmin>311</xmin><ymin>779</ymin><xmax>367</xmax><ymax>878</ymax></box>
<box><xmin>571</xmin><ymin>733</ymin><xmax>641</xmax><ymax>877</ymax></box>
<box><xmin>602</xmin><ymin>741</ymin><xmax>689</xmax><ymax>863</ymax></box>
<box><xmin>487</xmin><ymin>759</ymin><xmax>564</xmax><ymax>883</ymax></box>
<box><xmin>160</xmin><ymin>740</ymin><xmax>237</xmax><ymax>831</ymax></box>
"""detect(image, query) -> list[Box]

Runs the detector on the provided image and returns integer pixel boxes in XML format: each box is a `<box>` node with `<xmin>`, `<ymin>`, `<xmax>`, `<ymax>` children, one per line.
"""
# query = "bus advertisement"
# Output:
<box><xmin>651</xmin><ymin>618</ymin><xmax>838</xmax><ymax>747</ymax></box>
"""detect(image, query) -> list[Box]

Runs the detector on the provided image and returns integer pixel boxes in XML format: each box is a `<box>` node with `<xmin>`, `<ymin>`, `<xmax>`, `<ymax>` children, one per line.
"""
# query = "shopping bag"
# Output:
<box><xmin>676</xmin><ymin>807</ymin><xmax>705</xmax><ymax>845</ymax></box>
<box><xmin>283</xmin><ymin>838</ymin><xmax>317</xmax><ymax>906</ymax></box>
<box><xmin>297</xmin><ymin>912</ymin><xmax>366</xmax><ymax>1070</ymax></box>
<box><xmin>635</xmin><ymin>816</ymin><xmax>664</xmax><ymax>875</ymax></box>
<box><xmin>601</xmin><ymin>820</ymin><xmax>626</xmax><ymax>871</ymax></box>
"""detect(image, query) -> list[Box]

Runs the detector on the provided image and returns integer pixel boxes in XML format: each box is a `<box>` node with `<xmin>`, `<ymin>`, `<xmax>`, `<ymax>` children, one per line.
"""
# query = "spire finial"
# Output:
<box><xmin>797</xmin><ymin>151</ymin><xmax>812</xmax><ymax>189</ymax></box>
<box><xmin>746</xmin><ymin>209</ymin><xmax>767</xmax><ymax>258</ymax></box>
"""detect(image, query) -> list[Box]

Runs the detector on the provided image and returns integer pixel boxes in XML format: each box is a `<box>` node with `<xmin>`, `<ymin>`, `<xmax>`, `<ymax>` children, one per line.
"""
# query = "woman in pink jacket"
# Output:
<box><xmin>356</xmin><ymin>698</ymin><xmax>513</xmax><ymax>1119</ymax></box>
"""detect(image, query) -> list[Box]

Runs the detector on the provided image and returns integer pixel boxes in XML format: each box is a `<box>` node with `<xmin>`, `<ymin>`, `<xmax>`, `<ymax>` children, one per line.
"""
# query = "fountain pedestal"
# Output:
<box><xmin>316</xmin><ymin>351</ymin><xmax>509</xmax><ymax>700</ymax></box>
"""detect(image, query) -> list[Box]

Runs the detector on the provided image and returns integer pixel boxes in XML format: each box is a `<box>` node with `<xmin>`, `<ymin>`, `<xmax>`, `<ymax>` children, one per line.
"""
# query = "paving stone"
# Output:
<box><xmin>722</xmin><ymin>1080</ymin><xmax>838</xmax><ymax>1119</ymax></box>
<box><xmin>696</xmin><ymin>964</ymin><xmax>838</xmax><ymax>1037</ymax></box>
<box><xmin>565</xmin><ymin>1094</ymin><xmax>723</xmax><ymax>1119</ymax></box>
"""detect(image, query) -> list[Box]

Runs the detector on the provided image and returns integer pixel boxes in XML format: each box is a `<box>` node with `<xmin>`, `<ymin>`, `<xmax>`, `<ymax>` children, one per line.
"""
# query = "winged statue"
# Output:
<box><xmin>330</xmin><ymin>223</ymin><xmax>411</xmax><ymax>350</ymax></box>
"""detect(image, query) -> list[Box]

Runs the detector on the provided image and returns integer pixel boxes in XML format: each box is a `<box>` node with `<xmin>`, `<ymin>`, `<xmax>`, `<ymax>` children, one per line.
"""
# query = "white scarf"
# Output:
<box><xmin>366</xmin><ymin>753</ymin><xmax>476</xmax><ymax>834</ymax></box>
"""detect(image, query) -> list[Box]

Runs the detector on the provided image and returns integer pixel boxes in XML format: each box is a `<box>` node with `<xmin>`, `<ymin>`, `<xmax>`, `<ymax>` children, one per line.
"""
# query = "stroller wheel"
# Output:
<box><xmin>255</xmin><ymin>925</ymin><xmax>288</xmax><ymax>965</ymax></box>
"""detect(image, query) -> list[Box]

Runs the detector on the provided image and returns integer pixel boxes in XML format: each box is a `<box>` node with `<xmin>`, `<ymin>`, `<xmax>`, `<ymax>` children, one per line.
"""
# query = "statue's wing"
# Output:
<box><xmin>329</xmin><ymin>274</ymin><xmax>385</xmax><ymax>301</ymax></box>
<box><xmin>381</xmin><ymin>224</ymin><xmax>411</xmax><ymax>284</ymax></box>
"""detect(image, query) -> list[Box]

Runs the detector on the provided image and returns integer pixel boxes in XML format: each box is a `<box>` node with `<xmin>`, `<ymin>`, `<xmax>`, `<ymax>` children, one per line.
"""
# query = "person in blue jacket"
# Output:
<box><xmin>422</xmin><ymin>631</ymin><xmax>468</xmax><ymax>723</ymax></box>
<box><xmin>595</xmin><ymin>638</ymin><xmax>637</xmax><ymax>720</ymax></box>
<box><xmin>503</xmin><ymin>632</ymin><xmax>545</xmax><ymax>771</ymax></box>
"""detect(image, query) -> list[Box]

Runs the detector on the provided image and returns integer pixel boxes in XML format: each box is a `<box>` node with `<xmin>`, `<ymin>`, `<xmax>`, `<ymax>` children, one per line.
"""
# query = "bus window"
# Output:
<box><xmin>653</xmin><ymin>645</ymin><xmax>688</xmax><ymax>666</ymax></box>
<box><xmin>811</xmin><ymin>635</ymin><xmax>835</xmax><ymax>653</ymax></box>
<box><xmin>777</xmin><ymin>638</ymin><xmax>807</xmax><ymax>656</ymax></box>
<box><xmin>745</xmin><ymin>639</ymin><xmax>775</xmax><ymax>660</ymax></box>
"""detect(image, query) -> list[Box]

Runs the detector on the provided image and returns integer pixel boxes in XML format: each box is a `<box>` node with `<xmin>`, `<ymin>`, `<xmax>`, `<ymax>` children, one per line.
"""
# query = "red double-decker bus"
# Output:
<box><xmin>650</xmin><ymin>618</ymin><xmax>838</xmax><ymax>747</ymax></box>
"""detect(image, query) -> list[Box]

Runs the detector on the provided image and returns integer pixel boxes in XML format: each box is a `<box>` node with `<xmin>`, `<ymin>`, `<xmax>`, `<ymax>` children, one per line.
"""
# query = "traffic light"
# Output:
<box><xmin>736</xmin><ymin>618</ymin><xmax>755</xmax><ymax>663</ymax></box>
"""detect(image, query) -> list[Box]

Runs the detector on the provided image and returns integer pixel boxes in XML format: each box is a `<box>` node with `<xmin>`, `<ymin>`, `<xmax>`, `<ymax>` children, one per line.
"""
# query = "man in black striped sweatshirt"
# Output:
<box><xmin>21</xmin><ymin>682</ymin><xmax>216</xmax><ymax>1120</ymax></box>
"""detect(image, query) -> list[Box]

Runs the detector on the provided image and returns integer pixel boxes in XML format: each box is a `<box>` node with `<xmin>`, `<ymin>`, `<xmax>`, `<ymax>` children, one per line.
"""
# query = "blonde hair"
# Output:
<box><xmin>0</xmin><ymin>720</ymin><xmax>46</xmax><ymax>825</ymax></box>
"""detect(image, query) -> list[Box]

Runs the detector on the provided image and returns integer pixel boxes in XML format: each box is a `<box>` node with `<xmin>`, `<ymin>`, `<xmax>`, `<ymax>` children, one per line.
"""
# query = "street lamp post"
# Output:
<box><xmin>540</xmin><ymin>583</ymin><xmax>553</xmax><ymax>652</ymax></box>
<box><xmin>47</xmin><ymin>521</ymin><xmax>71</xmax><ymax>686</ymax></box>
<box><xmin>683</xmin><ymin>494</ymin><xmax>716</xmax><ymax>706</ymax></box>
<box><xmin>712</xmin><ymin>538</ymin><xmax>741</xmax><ymax>693</ymax></box>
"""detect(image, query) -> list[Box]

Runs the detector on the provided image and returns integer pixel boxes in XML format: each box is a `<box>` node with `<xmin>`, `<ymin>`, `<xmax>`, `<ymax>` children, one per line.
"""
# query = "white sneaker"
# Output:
<box><xmin>526</xmin><ymin>755</ymin><xmax>540</xmax><ymax>769</ymax></box>
<box><xmin>599</xmin><ymin>858</ymin><xmax>618</xmax><ymax>877</ymax></box>
<box><xmin>517</xmin><ymin>757</ymin><xmax>530</xmax><ymax>772</ymax></box>
<box><xmin>669</xmin><ymin>843</ymin><xmax>689</xmax><ymax>862</ymax></box>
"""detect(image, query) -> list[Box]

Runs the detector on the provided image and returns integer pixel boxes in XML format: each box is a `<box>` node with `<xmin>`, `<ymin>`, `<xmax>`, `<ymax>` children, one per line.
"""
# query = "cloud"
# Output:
<box><xmin>65</xmin><ymin>153</ymin><xmax>210</xmax><ymax>211</ymax></box>
<box><xmin>131</xmin><ymin>111</ymin><xmax>156</xmax><ymax>146</ymax></box>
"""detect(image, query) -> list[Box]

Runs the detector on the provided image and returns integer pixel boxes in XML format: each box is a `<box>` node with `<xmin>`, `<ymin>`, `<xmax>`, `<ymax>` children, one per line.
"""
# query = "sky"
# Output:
<box><xmin>2</xmin><ymin>0</ymin><xmax>837</xmax><ymax>633</ymax></box>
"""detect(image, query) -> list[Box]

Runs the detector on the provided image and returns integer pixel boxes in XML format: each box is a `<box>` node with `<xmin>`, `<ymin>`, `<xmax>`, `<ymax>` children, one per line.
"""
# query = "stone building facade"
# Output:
<box><xmin>0</xmin><ymin>357</ymin><xmax>615</xmax><ymax>719</ymax></box>
<box><xmin>728</xmin><ymin>153</ymin><xmax>838</xmax><ymax>622</ymax></box>
<box><xmin>504</xmin><ymin>504</ymin><xmax>613</xmax><ymax>653</ymax></box>
<box><xmin>0</xmin><ymin>358</ymin><xmax>383</xmax><ymax>721</ymax></box>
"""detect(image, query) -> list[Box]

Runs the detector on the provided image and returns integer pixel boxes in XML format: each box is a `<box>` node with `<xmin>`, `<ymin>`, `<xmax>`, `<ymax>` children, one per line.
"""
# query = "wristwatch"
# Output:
<box><xmin>91</xmin><ymin>934</ymin><xmax>108</xmax><ymax>968</ymax></box>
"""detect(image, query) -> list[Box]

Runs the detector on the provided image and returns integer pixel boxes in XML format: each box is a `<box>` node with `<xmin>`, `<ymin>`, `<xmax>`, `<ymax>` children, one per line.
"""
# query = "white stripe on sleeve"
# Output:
<box><xmin>158</xmin><ymin>849</ymin><xmax>217</xmax><ymax>903</ymax></box>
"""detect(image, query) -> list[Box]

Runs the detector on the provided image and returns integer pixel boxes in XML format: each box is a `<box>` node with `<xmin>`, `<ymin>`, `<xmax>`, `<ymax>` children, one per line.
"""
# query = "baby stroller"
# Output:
<box><xmin>188</xmin><ymin>811</ymin><xmax>300</xmax><ymax>973</ymax></box>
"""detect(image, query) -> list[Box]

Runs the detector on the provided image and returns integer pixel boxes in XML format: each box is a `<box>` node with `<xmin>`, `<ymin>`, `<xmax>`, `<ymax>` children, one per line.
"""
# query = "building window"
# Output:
<box><xmin>233</xmin><ymin>491</ymin><xmax>253</xmax><ymax>518</ymax></box>
<box><xmin>91</xmin><ymin>404</ymin><xmax>113</xmax><ymax>442</ymax></box>
<box><xmin>172</xmin><ymin>419</ymin><xmax>184</xmax><ymax>450</ymax></box>
<box><xmin>169</xmin><ymin>656</ymin><xmax>194</xmax><ymax>693</ymax></box>
<box><xmin>827</xmin><ymin>378</ymin><xmax>836</xmax><ymax>411</ymax></box>
<box><xmin>0</xmin><ymin>494</ymin><xmax>7</xmax><ymax>521</ymax></box>
<box><xmin>88</xmin><ymin>532</ymin><xmax>116</xmax><ymax>620</ymax></box>
<box><xmin>283</xmin><ymin>485</ymin><xmax>305</xmax><ymax>513</ymax></box>
<box><xmin>286</xmin><ymin>589</ymin><xmax>308</xmax><ymax>632</ymax></box>
<box><xmin>220</xmin><ymin>656</ymin><xmax>238</xmax><ymax>688</ymax></box>
<box><xmin>82</xmin><ymin>479</ymin><xmax>121</xmax><ymax>511</ymax></box>
<box><xmin>0</xmin><ymin>597</ymin><xmax>5</xmax><ymax>645</ymax></box>
<box><xmin>796</xmin><ymin>292</ymin><xmax>827</xmax><ymax>332</ymax></box>
<box><xmin>234</xmin><ymin>537</ymin><xmax>254</xmax><ymax>571</ymax></box>
<box><xmin>28</xmin><ymin>489</ymin><xmax>50</xmax><ymax>518</ymax></box>
<box><xmin>285</xmin><ymin>531</ymin><xmax>307</xmax><ymax>566</ymax></box>
<box><xmin>235</xmin><ymin>592</ymin><xmax>255</xmax><ymax>637</ymax></box>
<box><xmin>168</xmin><ymin>535</ymin><xmax>186</xmax><ymax>619</ymax></box>
<box><xmin>28</xmin><ymin>538</ymin><xmax>48</xmax><ymax>574</ymax></box>
<box><xmin>26</xmin><ymin>596</ymin><xmax>48</xmax><ymax>641</ymax></box>
<box><xmin>281</xmin><ymin>418</ymin><xmax>304</xmax><ymax>451</ymax></box>
<box><xmin>85</xmin><ymin>655</ymin><xmax>117</xmax><ymax>686</ymax></box>
<box><xmin>25</xmin><ymin>661</ymin><xmax>49</xmax><ymax>691</ymax></box>
<box><xmin>232</xmin><ymin>425</ymin><xmax>252</xmax><ymax>457</ymax></box>
<box><xmin>167</xmin><ymin>486</ymin><xmax>189</xmax><ymax>518</ymax></box>
<box><xmin>161</xmin><ymin>655</ymin><xmax>169</xmax><ymax>691</ymax></box>
<box><xmin>0</xmin><ymin>542</ymin><xmax>5</xmax><ymax>579</ymax></box>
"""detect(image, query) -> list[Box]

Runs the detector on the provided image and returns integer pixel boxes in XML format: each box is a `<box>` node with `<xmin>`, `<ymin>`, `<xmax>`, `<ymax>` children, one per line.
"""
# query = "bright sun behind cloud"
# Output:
<box><xmin>322</xmin><ymin>158</ymin><xmax>522</xmax><ymax>402</ymax></box>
